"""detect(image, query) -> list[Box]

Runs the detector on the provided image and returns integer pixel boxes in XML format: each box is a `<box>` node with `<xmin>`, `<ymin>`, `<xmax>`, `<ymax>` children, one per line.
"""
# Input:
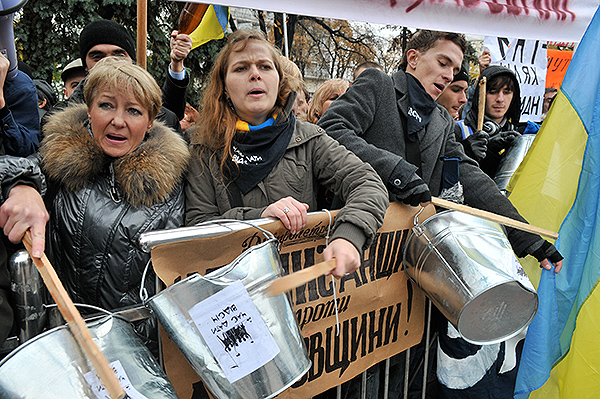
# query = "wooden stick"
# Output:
<box><xmin>477</xmin><ymin>76</ymin><xmax>487</xmax><ymax>131</ymax></box>
<box><xmin>137</xmin><ymin>0</ymin><xmax>148</xmax><ymax>69</ymax></box>
<box><xmin>22</xmin><ymin>232</ymin><xmax>126</xmax><ymax>399</ymax></box>
<box><xmin>268</xmin><ymin>259</ymin><xmax>337</xmax><ymax>297</ymax></box>
<box><xmin>431</xmin><ymin>197</ymin><xmax>558</xmax><ymax>240</ymax></box>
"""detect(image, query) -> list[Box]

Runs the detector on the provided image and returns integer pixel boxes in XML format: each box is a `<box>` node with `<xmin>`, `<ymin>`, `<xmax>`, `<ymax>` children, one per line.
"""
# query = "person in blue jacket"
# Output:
<box><xmin>0</xmin><ymin>54</ymin><xmax>40</xmax><ymax>157</ymax></box>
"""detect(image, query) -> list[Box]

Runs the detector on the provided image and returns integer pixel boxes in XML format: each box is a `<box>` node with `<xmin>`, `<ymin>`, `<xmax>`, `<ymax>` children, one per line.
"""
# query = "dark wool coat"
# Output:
<box><xmin>318</xmin><ymin>68</ymin><xmax>544</xmax><ymax>258</ymax></box>
<box><xmin>40</xmin><ymin>104</ymin><xmax>190</xmax><ymax>311</ymax></box>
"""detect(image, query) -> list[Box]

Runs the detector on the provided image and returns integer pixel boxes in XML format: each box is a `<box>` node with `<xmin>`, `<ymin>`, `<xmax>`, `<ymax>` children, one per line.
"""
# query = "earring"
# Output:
<box><xmin>226</xmin><ymin>97</ymin><xmax>236</xmax><ymax>113</ymax></box>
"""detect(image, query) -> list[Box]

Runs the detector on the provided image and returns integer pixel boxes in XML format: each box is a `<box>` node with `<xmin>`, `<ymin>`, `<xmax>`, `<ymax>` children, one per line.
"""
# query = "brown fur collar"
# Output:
<box><xmin>41</xmin><ymin>104</ymin><xmax>190</xmax><ymax>207</ymax></box>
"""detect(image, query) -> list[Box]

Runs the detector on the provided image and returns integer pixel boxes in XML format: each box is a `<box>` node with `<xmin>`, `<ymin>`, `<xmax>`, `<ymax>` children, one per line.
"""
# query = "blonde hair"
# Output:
<box><xmin>84</xmin><ymin>57</ymin><xmax>162</xmax><ymax>121</ymax></box>
<box><xmin>191</xmin><ymin>29</ymin><xmax>294</xmax><ymax>174</ymax></box>
<box><xmin>279</xmin><ymin>55</ymin><xmax>304</xmax><ymax>93</ymax></box>
<box><xmin>306</xmin><ymin>78</ymin><xmax>349</xmax><ymax>124</ymax></box>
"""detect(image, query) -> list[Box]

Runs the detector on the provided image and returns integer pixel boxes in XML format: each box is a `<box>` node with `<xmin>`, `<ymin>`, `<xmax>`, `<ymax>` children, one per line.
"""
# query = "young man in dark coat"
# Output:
<box><xmin>318</xmin><ymin>30</ymin><xmax>562</xmax><ymax>399</ymax></box>
<box><xmin>457</xmin><ymin>65</ymin><xmax>522</xmax><ymax>177</ymax></box>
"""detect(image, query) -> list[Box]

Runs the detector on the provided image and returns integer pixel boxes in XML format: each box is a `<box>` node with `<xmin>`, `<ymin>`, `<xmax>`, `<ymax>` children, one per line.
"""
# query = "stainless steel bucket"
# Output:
<box><xmin>494</xmin><ymin>134</ymin><xmax>536</xmax><ymax>191</ymax></box>
<box><xmin>0</xmin><ymin>315</ymin><xmax>178</xmax><ymax>398</ymax></box>
<box><xmin>8</xmin><ymin>250</ymin><xmax>47</xmax><ymax>343</ymax></box>
<box><xmin>403</xmin><ymin>210</ymin><xmax>538</xmax><ymax>345</ymax></box>
<box><xmin>148</xmin><ymin>238</ymin><xmax>310</xmax><ymax>399</ymax></box>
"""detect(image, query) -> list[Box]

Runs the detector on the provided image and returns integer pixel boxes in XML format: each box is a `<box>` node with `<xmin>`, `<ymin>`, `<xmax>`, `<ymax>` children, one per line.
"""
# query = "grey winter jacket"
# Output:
<box><xmin>318</xmin><ymin>68</ymin><xmax>545</xmax><ymax>258</ymax></box>
<box><xmin>185</xmin><ymin>116</ymin><xmax>389</xmax><ymax>253</ymax></box>
<box><xmin>40</xmin><ymin>104</ymin><xmax>190</xmax><ymax>311</ymax></box>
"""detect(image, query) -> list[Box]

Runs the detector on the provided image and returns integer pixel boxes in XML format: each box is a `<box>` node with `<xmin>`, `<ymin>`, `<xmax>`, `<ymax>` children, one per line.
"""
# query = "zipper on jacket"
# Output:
<box><xmin>109</xmin><ymin>162</ymin><xmax>122</xmax><ymax>203</ymax></box>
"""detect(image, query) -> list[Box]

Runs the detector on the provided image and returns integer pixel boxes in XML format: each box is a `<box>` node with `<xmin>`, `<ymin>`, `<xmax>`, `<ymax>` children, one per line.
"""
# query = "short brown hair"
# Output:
<box><xmin>399</xmin><ymin>30</ymin><xmax>467</xmax><ymax>71</ymax></box>
<box><xmin>84</xmin><ymin>57</ymin><xmax>162</xmax><ymax>121</ymax></box>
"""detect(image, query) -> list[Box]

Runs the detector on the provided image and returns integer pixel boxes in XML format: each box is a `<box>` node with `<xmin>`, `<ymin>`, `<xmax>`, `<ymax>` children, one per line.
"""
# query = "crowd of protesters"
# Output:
<box><xmin>0</xmin><ymin>18</ymin><xmax>564</xmax><ymax>399</ymax></box>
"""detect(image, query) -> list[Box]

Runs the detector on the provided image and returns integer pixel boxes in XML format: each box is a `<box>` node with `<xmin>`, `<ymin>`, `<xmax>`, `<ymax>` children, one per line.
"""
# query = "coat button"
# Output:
<box><xmin>393</xmin><ymin>179</ymin><xmax>401</xmax><ymax>186</ymax></box>
<box><xmin>295</xmin><ymin>137</ymin><xmax>301</xmax><ymax>142</ymax></box>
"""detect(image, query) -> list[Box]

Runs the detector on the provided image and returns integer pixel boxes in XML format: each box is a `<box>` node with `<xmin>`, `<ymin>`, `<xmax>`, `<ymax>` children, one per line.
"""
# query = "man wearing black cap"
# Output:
<box><xmin>437</xmin><ymin>64</ymin><xmax>469</xmax><ymax>120</ymax></box>
<box><xmin>33</xmin><ymin>79</ymin><xmax>58</xmax><ymax>120</ymax></box>
<box><xmin>438</xmin><ymin>64</ymin><xmax>490</xmax><ymax>162</ymax></box>
<box><xmin>45</xmin><ymin>19</ymin><xmax>192</xmax><ymax>132</ymax></box>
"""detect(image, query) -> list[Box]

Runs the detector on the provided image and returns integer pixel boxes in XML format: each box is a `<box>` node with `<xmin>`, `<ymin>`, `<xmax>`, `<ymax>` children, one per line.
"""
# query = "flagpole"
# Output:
<box><xmin>283</xmin><ymin>12</ymin><xmax>289</xmax><ymax>58</ymax></box>
<box><xmin>137</xmin><ymin>0</ymin><xmax>147</xmax><ymax>69</ymax></box>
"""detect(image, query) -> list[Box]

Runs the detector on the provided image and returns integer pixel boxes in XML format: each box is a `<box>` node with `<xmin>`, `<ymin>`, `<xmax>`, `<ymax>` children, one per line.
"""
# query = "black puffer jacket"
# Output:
<box><xmin>40</xmin><ymin>104</ymin><xmax>190</xmax><ymax>311</ymax></box>
<box><xmin>0</xmin><ymin>156</ymin><xmax>46</xmax><ymax>346</ymax></box>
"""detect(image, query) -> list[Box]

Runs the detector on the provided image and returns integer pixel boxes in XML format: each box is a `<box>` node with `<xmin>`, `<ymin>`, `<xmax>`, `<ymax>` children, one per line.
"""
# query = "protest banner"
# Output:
<box><xmin>150</xmin><ymin>203</ymin><xmax>434</xmax><ymax>398</ymax></box>
<box><xmin>484</xmin><ymin>36</ymin><xmax>547</xmax><ymax>123</ymax></box>
<box><xmin>195</xmin><ymin>0</ymin><xmax>598</xmax><ymax>42</ymax></box>
<box><xmin>545</xmin><ymin>48</ymin><xmax>573</xmax><ymax>89</ymax></box>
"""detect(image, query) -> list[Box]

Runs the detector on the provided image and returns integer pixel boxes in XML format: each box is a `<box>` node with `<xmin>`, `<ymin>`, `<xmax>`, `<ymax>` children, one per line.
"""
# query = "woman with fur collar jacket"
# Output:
<box><xmin>39</xmin><ymin>57</ymin><xmax>190</xmax><ymax>314</ymax></box>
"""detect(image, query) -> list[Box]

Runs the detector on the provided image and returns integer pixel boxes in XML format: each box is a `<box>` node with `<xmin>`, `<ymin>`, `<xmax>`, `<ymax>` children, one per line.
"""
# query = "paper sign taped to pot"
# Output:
<box><xmin>189</xmin><ymin>281</ymin><xmax>279</xmax><ymax>383</ymax></box>
<box><xmin>150</xmin><ymin>202</ymin><xmax>434</xmax><ymax>399</ymax></box>
<box><xmin>84</xmin><ymin>360</ymin><xmax>147</xmax><ymax>399</ymax></box>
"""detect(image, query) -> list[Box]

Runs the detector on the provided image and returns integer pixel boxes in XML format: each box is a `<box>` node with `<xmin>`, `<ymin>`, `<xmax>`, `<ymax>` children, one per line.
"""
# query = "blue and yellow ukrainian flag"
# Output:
<box><xmin>189</xmin><ymin>5</ymin><xmax>229</xmax><ymax>49</ymax></box>
<box><xmin>509</xmin><ymin>5</ymin><xmax>600</xmax><ymax>398</ymax></box>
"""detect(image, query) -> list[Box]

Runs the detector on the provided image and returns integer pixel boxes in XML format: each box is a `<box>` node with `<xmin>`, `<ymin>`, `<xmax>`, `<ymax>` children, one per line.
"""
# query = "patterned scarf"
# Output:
<box><xmin>229</xmin><ymin>113</ymin><xmax>295</xmax><ymax>195</ymax></box>
<box><xmin>405</xmin><ymin>73</ymin><xmax>437</xmax><ymax>139</ymax></box>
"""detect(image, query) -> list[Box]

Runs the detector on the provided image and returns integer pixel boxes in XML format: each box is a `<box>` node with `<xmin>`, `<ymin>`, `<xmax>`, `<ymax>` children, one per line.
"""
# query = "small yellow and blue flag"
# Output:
<box><xmin>189</xmin><ymin>5</ymin><xmax>229</xmax><ymax>49</ymax></box>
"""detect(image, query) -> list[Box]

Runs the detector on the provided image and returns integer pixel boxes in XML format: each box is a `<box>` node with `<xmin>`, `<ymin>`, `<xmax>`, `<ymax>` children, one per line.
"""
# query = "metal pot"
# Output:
<box><xmin>0</xmin><ymin>315</ymin><xmax>177</xmax><ymax>398</ymax></box>
<box><xmin>148</xmin><ymin>238</ymin><xmax>310</xmax><ymax>399</ymax></box>
<box><xmin>403</xmin><ymin>210</ymin><xmax>538</xmax><ymax>344</ymax></box>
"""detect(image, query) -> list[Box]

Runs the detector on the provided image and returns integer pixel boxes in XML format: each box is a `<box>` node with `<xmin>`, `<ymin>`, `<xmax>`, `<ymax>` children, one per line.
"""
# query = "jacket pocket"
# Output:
<box><xmin>277</xmin><ymin>155</ymin><xmax>309</xmax><ymax>199</ymax></box>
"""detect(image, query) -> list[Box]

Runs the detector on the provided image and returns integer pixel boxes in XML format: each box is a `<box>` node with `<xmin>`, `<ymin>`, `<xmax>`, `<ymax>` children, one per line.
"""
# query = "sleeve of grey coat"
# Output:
<box><xmin>447</xmin><ymin>135</ymin><xmax>545</xmax><ymax>257</ymax></box>
<box><xmin>309</xmin><ymin>130</ymin><xmax>389</xmax><ymax>251</ymax></box>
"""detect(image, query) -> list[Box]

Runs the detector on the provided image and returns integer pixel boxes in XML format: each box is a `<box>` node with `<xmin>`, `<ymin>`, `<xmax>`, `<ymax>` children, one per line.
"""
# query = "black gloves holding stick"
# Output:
<box><xmin>461</xmin><ymin>120</ymin><xmax>520</xmax><ymax>161</ymax></box>
<box><xmin>393</xmin><ymin>173</ymin><xmax>431</xmax><ymax>207</ymax></box>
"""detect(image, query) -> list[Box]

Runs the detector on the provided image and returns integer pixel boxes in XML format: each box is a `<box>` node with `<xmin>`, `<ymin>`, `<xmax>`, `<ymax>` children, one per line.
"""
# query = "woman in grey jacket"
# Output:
<box><xmin>185</xmin><ymin>29</ymin><xmax>389</xmax><ymax>278</ymax></box>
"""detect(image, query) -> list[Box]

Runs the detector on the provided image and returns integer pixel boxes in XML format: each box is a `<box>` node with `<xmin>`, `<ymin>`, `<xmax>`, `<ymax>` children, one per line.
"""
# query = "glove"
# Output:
<box><xmin>487</xmin><ymin>130</ymin><xmax>520</xmax><ymax>153</ymax></box>
<box><xmin>529</xmin><ymin>241</ymin><xmax>564</xmax><ymax>263</ymax></box>
<box><xmin>394</xmin><ymin>173</ymin><xmax>431</xmax><ymax>207</ymax></box>
<box><xmin>462</xmin><ymin>130</ymin><xmax>489</xmax><ymax>161</ymax></box>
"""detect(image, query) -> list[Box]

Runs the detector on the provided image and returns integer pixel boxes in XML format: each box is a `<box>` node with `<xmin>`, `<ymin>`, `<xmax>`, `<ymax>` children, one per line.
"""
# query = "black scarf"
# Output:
<box><xmin>405</xmin><ymin>74</ymin><xmax>437</xmax><ymax>139</ymax></box>
<box><xmin>228</xmin><ymin>114</ymin><xmax>295</xmax><ymax>195</ymax></box>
